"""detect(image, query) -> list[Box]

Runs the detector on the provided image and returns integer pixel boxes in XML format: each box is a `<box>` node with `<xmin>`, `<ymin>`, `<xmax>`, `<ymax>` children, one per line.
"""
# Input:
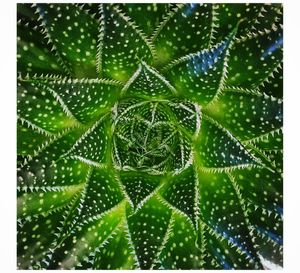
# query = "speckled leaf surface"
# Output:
<box><xmin>17</xmin><ymin>3</ymin><xmax>283</xmax><ymax>270</ymax></box>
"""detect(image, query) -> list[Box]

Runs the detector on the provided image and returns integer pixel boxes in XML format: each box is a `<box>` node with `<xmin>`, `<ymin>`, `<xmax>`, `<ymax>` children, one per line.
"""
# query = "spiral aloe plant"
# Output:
<box><xmin>17</xmin><ymin>3</ymin><xmax>283</xmax><ymax>270</ymax></box>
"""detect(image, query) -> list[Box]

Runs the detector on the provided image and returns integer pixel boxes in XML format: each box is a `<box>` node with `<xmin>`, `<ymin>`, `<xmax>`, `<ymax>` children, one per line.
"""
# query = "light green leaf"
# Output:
<box><xmin>17</xmin><ymin>79</ymin><xmax>78</xmax><ymax>133</ymax></box>
<box><xmin>152</xmin><ymin>4</ymin><xmax>213</xmax><ymax>66</ymax></box>
<box><xmin>155</xmin><ymin>212</ymin><xmax>203</xmax><ymax>269</ymax></box>
<box><xmin>127</xmin><ymin>196</ymin><xmax>172</xmax><ymax>269</ymax></box>
<box><xmin>47</xmin><ymin>202</ymin><xmax>126</xmax><ymax>269</ymax></box>
<box><xmin>160</xmin><ymin>166</ymin><xmax>198</xmax><ymax>226</ymax></box>
<box><xmin>35</xmin><ymin>4</ymin><xmax>99</xmax><ymax>78</ymax></box>
<box><xmin>99</xmin><ymin>4</ymin><xmax>155</xmax><ymax>82</ymax></box>
<box><xmin>37</xmin><ymin>78</ymin><xmax>122</xmax><ymax>123</ymax></box>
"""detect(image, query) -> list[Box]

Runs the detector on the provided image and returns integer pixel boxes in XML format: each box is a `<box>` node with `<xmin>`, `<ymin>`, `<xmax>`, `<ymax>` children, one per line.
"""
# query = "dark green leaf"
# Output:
<box><xmin>194</xmin><ymin>115</ymin><xmax>257</xmax><ymax>169</ymax></box>
<box><xmin>36</xmin><ymin>4</ymin><xmax>99</xmax><ymax>78</ymax></box>
<box><xmin>204</xmin><ymin>88</ymin><xmax>283</xmax><ymax>141</ymax></box>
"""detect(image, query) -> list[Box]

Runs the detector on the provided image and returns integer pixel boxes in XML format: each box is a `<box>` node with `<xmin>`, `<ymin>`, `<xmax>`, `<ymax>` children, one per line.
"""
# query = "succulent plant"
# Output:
<box><xmin>17</xmin><ymin>3</ymin><xmax>283</xmax><ymax>270</ymax></box>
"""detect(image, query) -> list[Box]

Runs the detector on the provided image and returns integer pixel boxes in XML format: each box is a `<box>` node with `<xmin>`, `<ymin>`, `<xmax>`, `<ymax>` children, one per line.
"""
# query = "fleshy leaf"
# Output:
<box><xmin>226</xmin><ymin>26</ymin><xmax>283</xmax><ymax>88</ymax></box>
<box><xmin>123</xmin><ymin>62</ymin><xmax>176</xmax><ymax>98</ymax></box>
<box><xmin>36</xmin><ymin>4</ymin><xmax>99</xmax><ymax>78</ymax></box>
<box><xmin>160</xmin><ymin>166</ymin><xmax>198</xmax><ymax>226</ymax></box>
<box><xmin>99</xmin><ymin>4</ymin><xmax>154</xmax><ymax>82</ymax></box>
<box><xmin>155</xmin><ymin>212</ymin><xmax>203</xmax><ymax>269</ymax></box>
<box><xmin>17</xmin><ymin>10</ymin><xmax>65</xmax><ymax>76</ymax></box>
<box><xmin>127</xmin><ymin>196</ymin><xmax>172</xmax><ymax>269</ymax></box>
<box><xmin>230</xmin><ymin>168</ymin><xmax>282</xmax><ymax>214</ymax></box>
<box><xmin>203</xmin><ymin>222</ymin><xmax>262</xmax><ymax>269</ymax></box>
<box><xmin>152</xmin><ymin>4</ymin><xmax>213</xmax><ymax>66</ymax></box>
<box><xmin>204</xmin><ymin>88</ymin><xmax>283</xmax><ymax>141</ymax></box>
<box><xmin>198</xmin><ymin>171</ymin><xmax>262</xmax><ymax>268</ymax></box>
<box><xmin>17</xmin><ymin>79</ymin><xmax>78</xmax><ymax>133</ymax></box>
<box><xmin>120</xmin><ymin>170</ymin><xmax>162</xmax><ymax>209</ymax></box>
<box><xmin>17</xmin><ymin>185</ymin><xmax>83</xmax><ymax>219</ymax></box>
<box><xmin>162</xmin><ymin>28</ymin><xmax>236</xmax><ymax>105</ymax></box>
<box><xmin>17</xmin><ymin>202</ymin><xmax>76</xmax><ymax>269</ymax></box>
<box><xmin>48</xmin><ymin>202</ymin><xmax>125</xmax><ymax>269</ymax></box>
<box><xmin>64</xmin><ymin>116</ymin><xmax>110</xmax><ymax>166</ymax></box>
<box><xmin>38</xmin><ymin>78</ymin><xmax>122</xmax><ymax>123</ymax></box>
<box><xmin>79</xmin><ymin>168</ymin><xmax>124</xmax><ymax>221</ymax></box>
<box><xmin>76</xmin><ymin>224</ymin><xmax>137</xmax><ymax>269</ymax></box>
<box><xmin>194</xmin><ymin>115</ymin><xmax>257</xmax><ymax>169</ymax></box>
<box><xmin>17</xmin><ymin>118</ymin><xmax>52</xmax><ymax>156</ymax></box>
<box><xmin>119</xmin><ymin>4</ymin><xmax>173</xmax><ymax>35</ymax></box>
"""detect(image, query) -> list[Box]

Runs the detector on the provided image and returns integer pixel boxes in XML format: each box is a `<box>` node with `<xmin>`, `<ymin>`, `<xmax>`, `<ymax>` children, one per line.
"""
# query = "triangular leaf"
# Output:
<box><xmin>123</xmin><ymin>62</ymin><xmax>176</xmax><ymax>98</ymax></box>
<box><xmin>35</xmin><ymin>4</ymin><xmax>99</xmax><ymax>78</ymax></box>
<box><xmin>195</xmin><ymin>115</ymin><xmax>257</xmax><ymax>169</ymax></box>
<box><xmin>162</xmin><ymin>28</ymin><xmax>237</xmax><ymax>105</ymax></box>
<box><xmin>17</xmin><ymin>79</ymin><xmax>78</xmax><ymax>133</ymax></box>
<box><xmin>152</xmin><ymin>4</ymin><xmax>213</xmax><ymax>66</ymax></box>
<box><xmin>226</xmin><ymin>26</ymin><xmax>283</xmax><ymax>88</ymax></box>
<box><xmin>160</xmin><ymin>166</ymin><xmax>198</xmax><ymax>226</ymax></box>
<box><xmin>127</xmin><ymin>196</ymin><xmax>172</xmax><ymax>269</ymax></box>
<box><xmin>198</xmin><ymin>171</ymin><xmax>262</xmax><ymax>268</ymax></box>
<box><xmin>99</xmin><ymin>4</ymin><xmax>154</xmax><ymax>82</ymax></box>
<box><xmin>38</xmin><ymin>78</ymin><xmax>122</xmax><ymax>123</ymax></box>
<box><xmin>154</xmin><ymin>212</ymin><xmax>203</xmax><ymax>269</ymax></box>
<box><xmin>79</xmin><ymin>168</ymin><xmax>124</xmax><ymax>221</ymax></box>
<box><xmin>48</xmin><ymin>202</ymin><xmax>125</xmax><ymax>269</ymax></box>
<box><xmin>204</xmin><ymin>88</ymin><xmax>283</xmax><ymax>141</ymax></box>
<box><xmin>120</xmin><ymin>170</ymin><xmax>162</xmax><ymax>209</ymax></box>
<box><xmin>64</xmin><ymin>116</ymin><xmax>111</xmax><ymax>166</ymax></box>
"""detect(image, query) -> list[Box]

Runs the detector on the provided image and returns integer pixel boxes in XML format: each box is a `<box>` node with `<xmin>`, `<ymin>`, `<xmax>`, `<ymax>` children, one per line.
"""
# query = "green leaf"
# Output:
<box><xmin>18</xmin><ymin>130</ymin><xmax>90</xmax><ymax>188</ymax></box>
<box><xmin>17</xmin><ymin>201</ymin><xmax>77</xmax><ymax>269</ymax></box>
<box><xmin>215</xmin><ymin>4</ymin><xmax>282</xmax><ymax>42</ymax></box>
<box><xmin>152</xmin><ymin>4</ymin><xmax>213</xmax><ymax>66</ymax></box>
<box><xmin>127</xmin><ymin>196</ymin><xmax>172</xmax><ymax>269</ymax></box>
<box><xmin>48</xmin><ymin>202</ymin><xmax>126</xmax><ymax>269</ymax></box>
<box><xmin>63</xmin><ymin>116</ymin><xmax>111</xmax><ymax>166</ymax></box>
<box><xmin>194</xmin><ymin>115</ymin><xmax>257</xmax><ymax>169</ymax></box>
<box><xmin>17</xmin><ymin>185</ymin><xmax>83</xmax><ymax>219</ymax></box>
<box><xmin>230</xmin><ymin>168</ymin><xmax>282</xmax><ymax>214</ymax></box>
<box><xmin>123</xmin><ymin>62</ymin><xmax>176</xmax><ymax>98</ymax></box>
<box><xmin>99</xmin><ymin>4</ymin><xmax>154</xmax><ymax>82</ymax></box>
<box><xmin>120</xmin><ymin>170</ymin><xmax>162</xmax><ymax>209</ymax></box>
<box><xmin>197</xmin><ymin>171</ymin><xmax>262</xmax><ymax>268</ymax></box>
<box><xmin>35</xmin><ymin>4</ymin><xmax>99</xmax><ymax>78</ymax></box>
<box><xmin>76</xmin><ymin>224</ymin><xmax>137</xmax><ymax>269</ymax></box>
<box><xmin>79</xmin><ymin>168</ymin><xmax>124</xmax><ymax>221</ymax></box>
<box><xmin>155</xmin><ymin>212</ymin><xmax>203</xmax><ymax>269</ymax></box>
<box><xmin>204</xmin><ymin>88</ymin><xmax>283</xmax><ymax>141</ymax></box>
<box><xmin>17</xmin><ymin>4</ymin><xmax>66</xmax><ymax>76</ymax></box>
<box><xmin>203</xmin><ymin>222</ymin><xmax>261</xmax><ymax>269</ymax></box>
<box><xmin>17</xmin><ymin>118</ymin><xmax>52</xmax><ymax>156</ymax></box>
<box><xmin>162</xmin><ymin>28</ymin><xmax>237</xmax><ymax>105</ymax></box>
<box><xmin>17</xmin><ymin>79</ymin><xmax>78</xmax><ymax>133</ymax></box>
<box><xmin>226</xmin><ymin>26</ymin><xmax>283</xmax><ymax>88</ymax></box>
<box><xmin>119</xmin><ymin>4</ymin><xmax>173</xmax><ymax>36</ymax></box>
<box><xmin>37</xmin><ymin>78</ymin><xmax>122</xmax><ymax>123</ymax></box>
<box><xmin>160</xmin><ymin>166</ymin><xmax>198</xmax><ymax>226</ymax></box>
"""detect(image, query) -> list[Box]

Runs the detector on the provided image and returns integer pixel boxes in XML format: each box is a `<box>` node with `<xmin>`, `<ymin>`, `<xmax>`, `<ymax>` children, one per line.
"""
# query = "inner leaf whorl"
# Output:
<box><xmin>112</xmin><ymin>99</ymin><xmax>201</xmax><ymax>174</ymax></box>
